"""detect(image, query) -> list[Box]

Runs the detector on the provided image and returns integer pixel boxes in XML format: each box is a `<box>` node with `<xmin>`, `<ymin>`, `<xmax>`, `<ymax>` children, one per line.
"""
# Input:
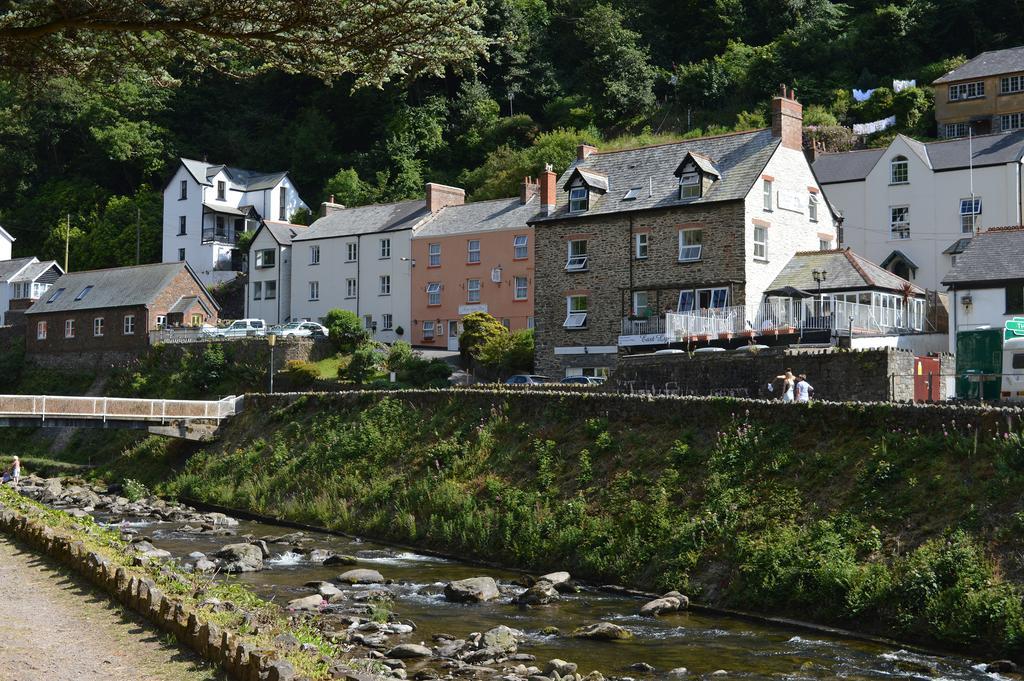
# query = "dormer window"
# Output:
<box><xmin>569</xmin><ymin>187</ymin><xmax>589</xmax><ymax>213</ymax></box>
<box><xmin>679</xmin><ymin>172</ymin><xmax>700</xmax><ymax>199</ymax></box>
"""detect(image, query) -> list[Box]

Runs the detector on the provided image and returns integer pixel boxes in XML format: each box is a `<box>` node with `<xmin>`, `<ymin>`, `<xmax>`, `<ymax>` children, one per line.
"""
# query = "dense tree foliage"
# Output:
<box><xmin>2</xmin><ymin>0</ymin><xmax>1021</xmax><ymax>270</ymax></box>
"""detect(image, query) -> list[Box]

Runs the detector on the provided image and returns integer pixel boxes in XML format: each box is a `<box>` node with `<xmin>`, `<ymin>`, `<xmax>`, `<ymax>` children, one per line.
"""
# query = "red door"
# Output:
<box><xmin>914</xmin><ymin>356</ymin><xmax>941</xmax><ymax>402</ymax></box>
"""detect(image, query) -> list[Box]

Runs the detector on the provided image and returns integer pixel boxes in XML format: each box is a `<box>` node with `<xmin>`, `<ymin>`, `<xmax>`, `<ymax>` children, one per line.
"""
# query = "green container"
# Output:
<box><xmin>956</xmin><ymin>328</ymin><xmax>1003</xmax><ymax>400</ymax></box>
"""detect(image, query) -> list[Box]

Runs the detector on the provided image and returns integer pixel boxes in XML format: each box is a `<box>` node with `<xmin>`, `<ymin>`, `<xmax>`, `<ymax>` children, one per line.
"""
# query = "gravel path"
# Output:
<box><xmin>0</xmin><ymin>536</ymin><xmax>223</xmax><ymax>681</ymax></box>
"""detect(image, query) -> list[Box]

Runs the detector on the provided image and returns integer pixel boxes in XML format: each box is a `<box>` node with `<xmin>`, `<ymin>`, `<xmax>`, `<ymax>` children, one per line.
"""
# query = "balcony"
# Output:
<box><xmin>618</xmin><ymin>315</ymin><xmax>669</xmax><ymax>346</ymax></box>
<box><xmin>665</xmin><ymin>305</ymin><xmax>746</xmax><ymax>340</ymax></box>
<box><xmin>202</xmin><ymin>225</ymin><xmax>238</xmax><ymax>245</ymax></box>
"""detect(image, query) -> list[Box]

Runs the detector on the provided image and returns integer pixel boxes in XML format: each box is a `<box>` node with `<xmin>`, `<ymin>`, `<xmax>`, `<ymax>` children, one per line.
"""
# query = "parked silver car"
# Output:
<box><xmin>505</xmin><ymin>374</ymin><xmax>551</xmax><ymax>385</ymax></box>
<box><xmin>271</xmin><ymin>321</ymin><xmax>328</xmax><ymax>338</ymax></box>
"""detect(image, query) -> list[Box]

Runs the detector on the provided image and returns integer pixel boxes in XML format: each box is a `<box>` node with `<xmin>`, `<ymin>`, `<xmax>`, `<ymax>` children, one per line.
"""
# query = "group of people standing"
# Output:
<box><xmin>772</xmin><ymin>369</ymin><xmax>814</xmax><ymax>403</ymax></box>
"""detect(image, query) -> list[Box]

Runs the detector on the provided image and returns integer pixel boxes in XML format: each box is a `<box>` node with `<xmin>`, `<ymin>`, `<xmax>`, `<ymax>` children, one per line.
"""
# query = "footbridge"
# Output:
<box><xmin>0</xmin><ymin>394</ymin><xmax>244</xmax><ymax>440</ymax></box>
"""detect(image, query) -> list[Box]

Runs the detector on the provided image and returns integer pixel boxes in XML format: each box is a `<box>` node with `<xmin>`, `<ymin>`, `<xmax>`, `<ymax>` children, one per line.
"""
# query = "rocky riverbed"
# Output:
<box><xmin>12</xmin><ymin>475</ymin><xmax>1019</xmax><ymax>681</ymax></box>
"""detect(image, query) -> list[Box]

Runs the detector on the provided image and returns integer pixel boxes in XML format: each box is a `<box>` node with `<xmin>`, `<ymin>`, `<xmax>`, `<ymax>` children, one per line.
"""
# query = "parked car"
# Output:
<box><xmin>271</xmin><ymin>321</ymin><xmax>328</xmax><ymax>338</ymax></box>
<box><xmin>505</xmin><ymin>374</ymin><xmax>551</xmax><ymax>385</ymax></box>
<box><xmin>654</xmin><ymin>349</ymin><xmax>685</xmax><ymax>355</ymax></box>
<box><xmin>207</xmin><ymin>319</ymin><xmax>267</xmax><ymax>338</ymax></box>
<box><xmin>561</xmin><ymin>376</ymin><xmax>606</xmax><ymax>385</ymax></box>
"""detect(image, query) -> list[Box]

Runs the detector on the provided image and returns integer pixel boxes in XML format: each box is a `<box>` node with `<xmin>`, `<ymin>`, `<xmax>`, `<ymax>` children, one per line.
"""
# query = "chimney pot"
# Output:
<box><xmin>520</xmin><ymin>176</ymin><xmax>539</xmax><ymax>205</ymax></box>
<box><xmin>771</xmin><ymin>83</ymin><xmax>803</xmax><ymax>151</ymax></box>
<box><xmin>320</xmin><ymin>200</ymin><xmax>345</xmax><ymax>217</ymax></box>
<box><xmin>540</xmin><ymin>166</ymin><xmax>557</xmax><ymax>216</ymax></box>
<box><xmin>577</xmin><ymin>144</ymin><xmax>597</xmax><ymax>162</ymax></box>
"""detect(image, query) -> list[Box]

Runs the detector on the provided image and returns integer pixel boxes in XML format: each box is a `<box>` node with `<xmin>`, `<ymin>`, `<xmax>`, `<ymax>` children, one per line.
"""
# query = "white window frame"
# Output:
<box><xmin>890</xmin><ymin>156</ymin><xmax>908</xmax><ymax>184</ymax></box>
<box><xmin>382</xmin><ymin>313</ymin><xmax>393</xmax><ymax>330</ymax></box>
<box><xmin>364</xmin><ymin>314</ymin><xmax>373</xmax><ymax>330</ymax></box>
<box><xmin>890</xmin><ymin>206</ymin><xmax>910</xmax><ymax>240</ymax></box>
<box><xmin>808</xmin><ymin>193</ymin><xmax>819</xmax><ymax>221</ymax></box>
<box><xmin>216</xmin><ymin>180</ymin><xmax>226</xmax><ymax>201</ymax></box>
<box><xmin>380</xmin><ymin>238</ymin><xmax>391</xmax><ymax>259</ymax></box>
<box><xmin>753</xmin><ymin>225</ymin><xmax>767</xmax><ymax>261</ymax></box>
<box><xmin>179</xmin><ymin>180</ymin><xmax>187</xmax><ymax>200</ymax></box>
<box><xmin>427</xmin><ymin>282</ymin><xmax>441</xmax><ymax>306</ymax></box>
<box><xmin>566</xmin><ymin>239</ymin><xmax>588</xmax><ymax>271</ymax></box>
<box><xmin>379</xmin><ymin>275</ymin><xmax>391</xmax><ymax>296</ymax></box>
<box><xmin>763</xmin><ymin>179</ymin><xmax>773</xmax><ymax>211</ymax></box>
<box><xmin>635</xmin><ymin>232</ymin><xmax>649</xmax><ymax>259</ymax></box>
<box><xmin>1001</xmin><ymin>112</ymin><xmax>1024</xmax><ymax>132</ymax></box>
<box><xmin>1001</xmin><ymin>75</ymin><xmax>1024</xmax><ymax>95</ymax></box>
<box><xmin>514</xmin><ymin>276</ymin><xmax>528</xmax><ymax>301</ymax></box>
<box><xmin>678</xmin><ymin>229</ymin><xmax>702</xmax><ymax>262</ymax></box>
<box><xmin>513</xmin><ymin>235</ymin><xmax>528</xmax><ymax>259</ymax></box>
<box><xmin>819</xmin><ymin>239</ymin><xmax>832</xmax><ymax>251</ymax></box>
<box><xmin>255</xmin><ymin>249</ymin><xmax>276</xmax><ymax>268</ymax></box>
<box><xmin>632</xmin><ymin>291</ymin><xmax>650</xmax><ymax>316</ymax></box>
<box><xmin>569</xmin><ymin>186</ymin><xmax>589</xmax><ymax>213</ymax></box>
<box><xmin>93</xmin><ymin>317</ymin><xmax>104</xmax><ymax>337</ymax></box>
<box><xmin>467</xmin><ymin>239</ymin><xmax>481</xmax><ymax>264</ymax></box>
<box><xmin>345</xmin><ymin>278</ymin><xmax>357</xmax><ymax>299</ymax></box>
<box><xmin>253</xmin><ymin>281</ymin><xmax>263</xmax><ymax>300</ymax></box>
<box><xmin>677</xmin><ymin>287</ymin><xmax>729</xmax><ymax>312</ymax></box>
<box><xmin>944</xmin><ymin>122</ymin><xmax>970</xmax><ymax>138</ymax></box>
<box><xmin>64</xmin><ymin>319</ymin><xmax>75</xmax><ymax>339</ymax></box>
<box><xmin>422</xmin><ymin>321</ymin><xmax>435</xmax><ymax>339</ymax></box>
<box><xmin>960</xmin><ymin>197</ymin><xmax>982</xmax><ymax>234</ymax></box>
<box><xmin>309</xmin><ymin>245</ymin><xmax>320</xmax><ymax>265</ymax></box>
<box><xmin>346</xmin><ymin>242</ymin><xmax>358</xmax><ymax>262</ymax></box>
<box><xmin>428</xmin><ymin>242</ymin><xmax>441</xmax><ymax>267</ymax></box>
<box><xmin>309</xmin><ymin>281</ymin><xmax>320</xmax><ymax>301</ymax></box>
<box><xmin>949</xmin><ymin>81</ymin><xmax>985</xmax><ymax>101</ymax></box>
<box><xmin>466</xmin><ymin>278</ymin><xmax>481</xmax><ymax>303</ymax></box>
<box><xmin>279</xmin><ymin>187</ymin><xmax>287</xmax><ymax>220</ymax></box>
<box><xmin>36</xmin><ymin>321</ymin><xmax>46</xmax><ymax>340</ymax></box>
<box><xmin>564</xmin><ymin>295</ymin><xmax>588</xmax><ymax>328</ymax></box>
<box><xmin>123</xmin><ymin>315</ymin><xmax>135</xmax><ymax>335</ymax></box>
<box><xmin>679</xmin><ymin>172</ymin><xmax>700</xmax><ymax>199</ymax></box>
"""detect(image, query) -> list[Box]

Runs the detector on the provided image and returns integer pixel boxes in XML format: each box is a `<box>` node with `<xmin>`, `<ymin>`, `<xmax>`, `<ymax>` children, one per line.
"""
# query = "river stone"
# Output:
<box><xmin>250</xmin><ymin>539</ymin><xmax>271</xmax><ymax>559</ymax></box>
<box><xmin>538</xmin><ymin>571</ymin><xmax>570</xmax><ymax>585</ymax></box>
<box><xmin>324</xmin><ymin>554</ymin><xmax>359</xmax><ymax>566</ymax></box>
<box><xmin>546</xmin><ymin>659</ymin><xmax>578</xmax><ymax>676</ymax></box>
<box><xmin>443</xmin><ymin>576</ymin><xmax>499</xmax><ymax>603</ymax></box>
<box><xmin>630</xmin><ymin>662</ymin><xmax>655</xmax><ymax>672</ymax></box>
<box><xmin>482</xmin><ymin>625</ymin><xmax>521</xmax><ymax>654</ymax></box>
<box><xmin>287</xmin><ymin>594</ymin><xmax>325</xmax><ymax>611</ymax></box>
<box><xmin>516</xmin><ymin>581</ymin><xmax>560</xmax><ymax>606</ymax></box>
<box><xmin>639</xmin><ymin>595</ymin><xmax>687</xmax><ymax>616</ymax></box>
<box><xmin>194</xmin><ymin>558</ymin><xmax>217</xmax><ymax>573</ymax></box>
<box><xmin>571</xmin><ymin>622</ymin><xmax>633</xmax><ymax>641</ymax></box>
<box><xmin>316</xmin><ymin>582</ymin><xmax>344</xmax><ymax>598</ymax></box>
<box><xmin>666</xmin><ymin>668</ymin><xmax>689</xmax><ymax>676</ymax></box>
<box><xmin>986</xmin><ymin>660</ymin><xmax>1018</xmax><ymax>673</ymax></box>
<box><xmin>214</xmin><ymin>543</ymin><xmax>264</xmax><ymax>573</ymax></box>
<box><xmin>338</xmin><ymin>568</ymin><xmax>385</xmax><ymax>584</ymax></box>
<box><xmin>386</xmin><ymin>643</ymin><xmax>433</xmax><ymax>659</ymax></box>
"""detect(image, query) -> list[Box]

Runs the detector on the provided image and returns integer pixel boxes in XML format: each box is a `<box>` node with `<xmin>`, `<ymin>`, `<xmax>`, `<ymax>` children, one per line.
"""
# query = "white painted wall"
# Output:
<box><xmin>0</xmin><ymin>258</ymin><xmax>34</xmax><ymax>326</ymax></box>
<box><xmin>0</xmin><ymin>230</ymin><xmax>11</xmax><ymax>261</ymax></box>
<box><xmin>742</xmin><ymin>145</ymin><xmax>836</xmax><ymax>322</ymax></box>
<box><xmin>290</xmin><ymin>230</ymin><xmax>414</xmax><ymax>343</ymax></box>
<box><xmin>246</xmin><ymin>228</ymin><xmax>292</xmax><ymax>325</ymax></box>
<box><xmin>947</xmin><ymin>287</ymin><xmax>1017</xmax><ymax>353</ymax></box>
<box><xmin>824</xmin><ymin>139</ymin><xmax>1023</xmax><ymax>291</ymax></box>
<box><xmin>849</xmin><ymin>332</ymin><xmax>949</xmax><ymax>355</ymax></box>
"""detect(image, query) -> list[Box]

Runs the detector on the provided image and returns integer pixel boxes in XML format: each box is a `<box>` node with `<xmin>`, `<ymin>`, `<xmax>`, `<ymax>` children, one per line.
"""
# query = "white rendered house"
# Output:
<box><xmin>245</xmin><ymin>221</ymin><xmax>307</xmax><ymax>325</ymax></box>
<box><xmin>813</xmin><ymin>131</ymin><xmax>1024</xmax><ymax>292</ymax></box>
<box><xmin>0</xmin><ymin>257</ymin><xmax>63</xmax><ymax>326</ymax></box>
<box><xmin>0</xmin><ymin>225</ymin><xmax>13</xmax><ymax>262</ymax></box>
<box><xmin>162</xmin><ymin>158</ymin><xmax>309</xmax><ymax>286</ymax></box>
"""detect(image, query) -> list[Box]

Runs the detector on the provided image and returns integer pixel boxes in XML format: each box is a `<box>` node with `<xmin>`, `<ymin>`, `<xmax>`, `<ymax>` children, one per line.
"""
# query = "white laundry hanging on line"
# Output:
<box><xmin>852</xmin><ymin>88</ymin><xmax>876</xmax><ymax>102</ymax></box>
<box><xmin>893</xmin><ymin>79</ymin><xmax>916</xmax><ymax>92</ymax></box>
<box><xmin>852</xmin><ymin>116</ymin><xmax>896</xmax><ymax>135</ymax></box>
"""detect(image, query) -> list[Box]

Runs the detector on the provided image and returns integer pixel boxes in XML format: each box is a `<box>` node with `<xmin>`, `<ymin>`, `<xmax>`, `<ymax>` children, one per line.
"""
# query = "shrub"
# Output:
<box><xmin>385</xmin><ymin>341</ymin><xmax>414</xmax><ymax>372</ymax></box>
<box><xmin>281</xmin><ymin>360</ymin><xmax>319</xmax><ymax>391</ymax></box>
<box><xmin>475</xmin><ymin>329</ymin><xmax>534</xmax><ymax>374</ymax></box>
<box><xmin>346</xmin><ymin>342</ymin><xmax>384</xmax><ymax>384</ymax></box>
<box><xmin>122</xmin><ymin>478</ymin><xmax>150</xmax><ymax>502</ymax></box>
<box><xmin>396</xmin><ymin>356</ymin><xmax>452</xmax><ymax>388</ymax></box>
<box><xmin>324</xmin><ymin>309</ymin><xmax>367</xmax><ymax>352</ymax></box>
<box><xmin>459</xmin><ymin>312</ymin><xmax>506</xmax><ymax>358</ymax></box>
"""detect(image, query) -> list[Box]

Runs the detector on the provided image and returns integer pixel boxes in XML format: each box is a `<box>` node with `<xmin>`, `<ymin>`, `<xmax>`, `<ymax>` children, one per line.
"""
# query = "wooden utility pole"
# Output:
<box><xmin>136</xmin><ymin>206</ymin><xmax>141</xmax><ymax>265</ymax></box>
<box><xmin>64</xmin><ymin>213</ymin><xmax>70</xmax><ymax>272</ymax></box>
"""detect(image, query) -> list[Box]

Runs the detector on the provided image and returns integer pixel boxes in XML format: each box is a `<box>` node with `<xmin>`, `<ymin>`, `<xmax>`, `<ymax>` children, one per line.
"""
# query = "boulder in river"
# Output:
<box><xmin>546</xmin><ymin>659</ymin><xmax>578</xmax><ymax>676</ymax></box>
<box><xmin>214</xmin><ymin>543</ymin><xmax>264</xmax><ymax>573</ymax></box>
<box><xmin>386</xmin><ymin>643</ymin><xmax>433</xmax><ymax>659</ymax></box>
<box><xmin>287</xmin><ymin>594</ymin><xmax>325</xmax><ymax>611</ymax></box>
<box><xmin>194</xmin><ymin>558</ymin><xmax>217</xmax><ymax>573</ymax></box>
<box><xmin>538</xmin><ymin>571</ymin><xmax>570</xmax><ymax>585</ymax></box>
<box><xmin>481</xmin><ymin>625</ymin><xmax>521</xmax><ymax>655</ymax></box>
<box><xmin>337</xmin><ymin>568</ymin><xmax>385</xmax><ymax>584</ymax></box>
<box><xmin>639</xmin><ymin>593</ymin><xmax>688</xmax><ymax>616</ymax></box>
<box><xmin>986</xmin><ymin>660</ymin><xmax>1018</xmax><ymax>673</ymax></box>
<box><xmin>516</xmin><ymin>581</ymin><xmax>560</xmax><ymax>607</ymax></box>
<box><xmin>443</xmin><ymin>576</ymin><xmax>499</xmax><ymax>603</ymax></box>
<box><xmin>323</xmin><ymin>554</ymin><xmax>359</xmax><ymax>566</ymax></box>
<box><xmin>570</xmin><ymin>622</ymin><xmax>633</xmax><ymax>641</ymax></box>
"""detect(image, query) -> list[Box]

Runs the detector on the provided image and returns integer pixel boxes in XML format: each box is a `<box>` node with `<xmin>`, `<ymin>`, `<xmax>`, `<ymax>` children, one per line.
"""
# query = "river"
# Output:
<box><xmin>102</xmin><ymin>511</ymin><xmax>1006</xmax><ymax>681</ymax></box>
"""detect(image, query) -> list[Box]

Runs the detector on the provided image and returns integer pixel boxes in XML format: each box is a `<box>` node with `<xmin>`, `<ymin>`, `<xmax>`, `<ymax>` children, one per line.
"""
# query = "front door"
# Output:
<box><xmin>448</xmin><ymin>320</ymin><xmax>460</xmax><ymax>352</ymax></box>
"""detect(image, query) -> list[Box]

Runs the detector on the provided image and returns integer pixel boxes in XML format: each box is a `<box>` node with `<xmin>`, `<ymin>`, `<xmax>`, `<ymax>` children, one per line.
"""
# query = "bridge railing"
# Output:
<box><xmin>0</xmin><ymin>394</ymin><xmax>243</xmax><ymax>423</ymax></box>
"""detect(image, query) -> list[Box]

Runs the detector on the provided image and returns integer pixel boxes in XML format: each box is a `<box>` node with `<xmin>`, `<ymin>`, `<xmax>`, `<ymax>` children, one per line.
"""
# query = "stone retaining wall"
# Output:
<box><xmin>0</xmin><ymin>503</ymin><xmax>302</xmax><ymax>681</ymax></box>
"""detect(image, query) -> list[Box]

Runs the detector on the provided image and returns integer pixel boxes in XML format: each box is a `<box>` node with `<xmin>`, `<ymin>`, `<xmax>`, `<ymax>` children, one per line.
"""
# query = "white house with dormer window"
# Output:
<box><xmin>162</xmin><ymin>158</ymin><xmax>309</xmax><ymax>285</ymax></box>
<box><xmin>814</xmin><ymin>131</ymin><xmax>1024</xmax><ymax>292</ymax></box>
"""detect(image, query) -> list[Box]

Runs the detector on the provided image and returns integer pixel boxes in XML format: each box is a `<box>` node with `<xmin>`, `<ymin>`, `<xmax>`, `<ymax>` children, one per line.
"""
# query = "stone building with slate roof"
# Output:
<box><xmin>25</xmin><ymin>262</ymin><xmax>218</xmax><ymax>360</ymax></box>
<box><xmin>409</xmin><ymin>183</ymin><xmax>539</xmax><ymax>349</ymax></box>
<box><xmin>942</xmin><ymin>226</ymin><xmax>1024</xmax><ymax>353</ymax></box>
<box><xmin>813</xmin><ymin>131</ymin><xmax>1024</xmax><ymax>292</ymax></box>
<box><xmin>932</xmin><ymin>46</ymin><xmax>1024</xmax><ymax>138</ymax></box>
<box><xmin>162</xmin><ymin>158</ymin><xmax>310</xmax><ymax>285</ymax></box>
<box><xmin>529</xmin><ymin>87</ymin><xmax>837</xmax><ymax>377</ymax></box>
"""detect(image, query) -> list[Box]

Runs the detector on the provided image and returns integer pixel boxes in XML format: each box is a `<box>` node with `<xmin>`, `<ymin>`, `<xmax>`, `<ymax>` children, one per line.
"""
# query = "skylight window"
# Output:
<box><xmin>46</xmin><ymin>287</ymin><xmax>65</xmax><ymax>304</ymax></box>
<box><xmin>623</xmin><ymin>187</ymin><xmax>642</xmax><ymax>201</ymax></box>
<box><xmin>74</xmin><ymin>285</ymin><xmax>93</xmax><ymax>301</ymax></box>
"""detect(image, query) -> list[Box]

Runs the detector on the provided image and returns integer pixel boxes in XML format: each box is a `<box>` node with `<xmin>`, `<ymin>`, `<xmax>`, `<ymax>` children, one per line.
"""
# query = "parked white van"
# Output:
<box><xmin>210</xmin><ymin>319</ymin><xmax>267</xmax><ymax>338</ymax></box>
<box><xmin>1001</xmin><ymin>336</ymin><xmax>1024</xmax><ymax>401</ymax></box>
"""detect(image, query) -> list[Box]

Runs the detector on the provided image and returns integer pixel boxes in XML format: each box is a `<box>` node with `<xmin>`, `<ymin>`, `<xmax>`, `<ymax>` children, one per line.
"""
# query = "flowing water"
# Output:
<box><xmin>108</xmin><ymin>514</ymin><xmax>1004</xmax><ymax>680</ymax></box>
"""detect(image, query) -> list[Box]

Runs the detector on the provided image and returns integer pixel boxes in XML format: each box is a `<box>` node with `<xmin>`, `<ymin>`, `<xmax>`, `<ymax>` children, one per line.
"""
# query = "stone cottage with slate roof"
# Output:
<box><xmin>943</xmin><ymin>226</ymin><xmax>1024</xmax><ymax>353</ymax></box>
<box><xmin>529</xmin><ymin>87</ymin><xmax>837</xmax><ymax>378</ymax></box>
<box><xmin>932</xmin><ymin>46</ymin><xmax>1024</xmax><ymax>139</ymax></box>
<box><xmin>24</xmin><ymin>262</ymin><xmax>218</xmax><ymax>362</ymax></box>
<box><xmin>162</xmin><ymin>158</ymin><xmax>309</xmax><ymax>285</ymax></box>
<box><xmin>813</xmin><ymin>131</ymin><xmax>1024</xmax><ymax>292</ymax></box>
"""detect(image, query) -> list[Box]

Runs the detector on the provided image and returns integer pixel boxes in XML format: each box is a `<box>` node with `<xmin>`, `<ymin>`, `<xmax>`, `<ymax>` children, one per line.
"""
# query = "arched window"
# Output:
<box><xmin>890</xmin><ymin>156</ymin><xmax>909</xmax><ymax>184</ymax></box>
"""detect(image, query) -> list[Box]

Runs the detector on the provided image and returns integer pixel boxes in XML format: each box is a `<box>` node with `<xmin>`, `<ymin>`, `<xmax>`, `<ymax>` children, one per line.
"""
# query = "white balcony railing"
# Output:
<box><xmin>620</xmin><ymin>315</ymin><xmax>667</xmax><ymax>336</ymax></box>
<box><xmin>665</xmin><ymin>305</ymin><xmax>747</xmax><ymax>339</ymax></box>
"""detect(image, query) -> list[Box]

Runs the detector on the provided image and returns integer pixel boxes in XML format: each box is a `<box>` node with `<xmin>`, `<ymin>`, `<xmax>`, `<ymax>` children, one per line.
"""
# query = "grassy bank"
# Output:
<box><xmin>86</xmin><ymin>391</ymin><xmax>1024</xmax><ymax>660</ymax></box>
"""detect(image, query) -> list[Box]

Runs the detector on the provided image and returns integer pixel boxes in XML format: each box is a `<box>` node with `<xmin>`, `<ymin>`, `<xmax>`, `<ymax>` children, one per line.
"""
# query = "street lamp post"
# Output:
<box><xmin>267</xmin><ymin>333</ymin><xmax>276</xmax><ymax>394</ymax></box>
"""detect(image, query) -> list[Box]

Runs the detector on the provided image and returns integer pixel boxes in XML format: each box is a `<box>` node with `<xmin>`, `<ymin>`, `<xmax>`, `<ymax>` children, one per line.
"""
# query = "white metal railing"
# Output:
<box><xmin>620</xmin><ymin>316</ymin><xmax>667</xmax><ymax>336</ymax></box>
<box><xmin>150</xmin><ymin>328</ymin><xmax>220</xmax><ymax>345</ymax></box>
<box><xmin>754</xmin><ymin>298</ymin><xmax>923</xmax><ymax>335</ymax></box>
<box><xmin>665</xmin><ymin>305</ymin><xmax>747</xmax><ymax>339</ymax></box>
<box><xmin>0</xmin><ymin>394</ymin><xmax>243</xmax><ymax>424</ymax></box>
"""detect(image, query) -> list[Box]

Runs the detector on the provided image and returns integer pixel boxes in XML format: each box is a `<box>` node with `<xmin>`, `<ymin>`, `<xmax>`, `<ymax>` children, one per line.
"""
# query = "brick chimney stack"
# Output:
<box><xmin>520</xmin><ymin>176</ymin><xmax>539</xmax><ymax>204</ymax></box>
<box><xmin>540</xmin><ymin>165</ymin><xmax>556</xmax><ymax>216</ymax></box>
<box><xmin>425</xmin><ymin>183</ymin><xmax>465</xmax><ymax>214</ymax></box>
<box><xmin>577</xmin><ymin>144</ymin><xmax>597</xmax><ymax>162</ymax></box>
<box><xmin>320</xmin><ymin>195</ymin><xmax>345</xmax><ymax>217</ymax></box>
<box><xmin>771</xmin><ymin>84</ymin><xmax>803</xmax><ymax>151</ymax></box>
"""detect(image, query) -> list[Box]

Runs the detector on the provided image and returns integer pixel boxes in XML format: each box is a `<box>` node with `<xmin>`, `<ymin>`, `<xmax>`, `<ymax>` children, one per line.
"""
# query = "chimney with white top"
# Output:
<box><xmin>320</xmin><ymin>194</ymin><xmax>345</xmax><ymax>217</ymax></box>
<box><xmin>426</xmin><ymin>183</ymin><xmax>466</xmax><ymax>214</ymax></box>
<box><xmin>577</xmin><ymin>144</ymin><xmax>597</xmax><ymax>162</ymax></box>
<box><xmin>771</xmin><ymin>84</ymin><xmax>803</xmax><ymax>151</ymax></box>
<box><xmin>540</xmin><ymin>164</ymin><xmax>556</xmax><ymax>216</ymax></box>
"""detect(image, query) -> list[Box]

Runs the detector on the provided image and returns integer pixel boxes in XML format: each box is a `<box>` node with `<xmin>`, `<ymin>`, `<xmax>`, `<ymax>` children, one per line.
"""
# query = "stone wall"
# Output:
<box><xmin>609</xmin><ymin>347</ymin><xmax>952</xmax><ymax>402</ymax></box>
<box><xmin>0</xmin><ymin>502</ymin><xmax>300</xmax><ymax>681</ymax></box>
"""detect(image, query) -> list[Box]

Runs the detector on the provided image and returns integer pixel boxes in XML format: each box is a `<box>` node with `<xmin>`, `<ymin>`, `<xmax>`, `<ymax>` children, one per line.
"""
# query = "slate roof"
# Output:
<box><xmin>943</xmin><ymin>238</ymin><xmax>973</xmax><ymax>255</ymax></box>
<box><xmin>0</xmin><ymin>257</ymin><xmax>35</xmax><ymax>282</ymax></box>
<box><xmin>932</xmin><ymin>46</ymin><xmax>1024</xmax><ymax>84</ymax></box>
<box><xmin>416</xmin><ymin>196</ymin><xmax>539</xmax><ymax>238</ymax></box>
<box><xmin>295</xmin><ymin>200</ymin><xmax>431</xmax><ymax>242</ymax></box>
<box><xmin>180</xmin><ymin>158</ymin><xmax>289</xmax><ymax>191</ymax></box>
<box><xmin>262</xmin><ymin>221</ymin><xmax>307</xmax><ymax>245</ymax></box>
<box><xmin>12</xmin><ymin>260</ymin><xmax>60</xmax><ymax>283</ymax></box>
<box><xmin>25</xmin><ymin>262</ymin><xmax>216</xmax><ymax>314</ymax></box>
<box><xmin>768</xmin><ymin>248</ymin><xmax>925</xmax><ymax>295</ymax></box>
<box><xmin>814</xmin><ymin>131</ymin><xmax>1024</xmax><ymax>183</ymax></box>
<box><xmin>531</xmin><ymin>128</ymin><xmax>780</xmax><ymax>222</ymax></box>
<box><xmin>942</xmin><ymin>227</ymin><xmax>1024</xmax><ymax>286</ymax></box>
